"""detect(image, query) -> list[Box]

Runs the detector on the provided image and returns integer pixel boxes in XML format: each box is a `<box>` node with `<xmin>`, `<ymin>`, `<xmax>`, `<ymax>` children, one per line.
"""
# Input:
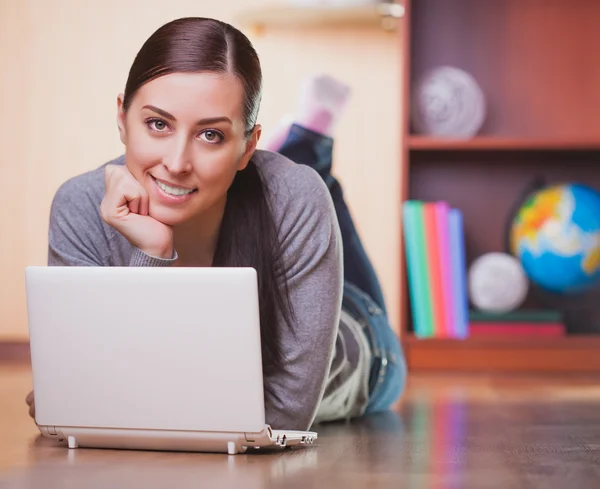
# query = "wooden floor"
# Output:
<box><xmin>1</xmin><ymin>362</ymin><xmax>600</xmax><ymax>488</ymax></box>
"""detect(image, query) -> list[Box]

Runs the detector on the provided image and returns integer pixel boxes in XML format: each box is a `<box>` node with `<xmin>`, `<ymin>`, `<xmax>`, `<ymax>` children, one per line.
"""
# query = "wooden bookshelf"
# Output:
<box><xmin>398</xmin><ymin>0</ymin><xmax>600</xmax><ymax>372</ymax></box>
<box><xmin>235</xmin><ymin>2</ymin><xmax>405</xmax><ymax>33</ymax></box>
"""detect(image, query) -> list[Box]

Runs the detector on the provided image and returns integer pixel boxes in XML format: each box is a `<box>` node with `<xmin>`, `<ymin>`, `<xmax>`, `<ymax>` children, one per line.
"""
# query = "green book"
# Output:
<box><xmin>413</xmin><ymin>201</ymin><xmax>434</xmax><ymax>337</ymax></box>
<box><xmin>469</xmin><ymin>309</ymin><xmax>562</xmax><ymax>323</ymax></box>
<box><xmin>403</xmin><ymin>200</ymin><xmax>433</xmax><ymax>337</ymax></box>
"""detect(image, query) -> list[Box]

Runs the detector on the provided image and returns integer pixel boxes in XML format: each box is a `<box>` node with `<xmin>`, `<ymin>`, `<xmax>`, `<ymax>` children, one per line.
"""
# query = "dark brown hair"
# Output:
<box><xmin>122</xmin><ymin>17</ymin><xmax>292</xmax><ymax>382</ymax></box>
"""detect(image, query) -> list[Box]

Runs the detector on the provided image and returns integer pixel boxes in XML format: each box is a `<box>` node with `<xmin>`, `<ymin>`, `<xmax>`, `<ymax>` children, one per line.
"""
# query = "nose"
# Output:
<box><xmin>163</xmin><ymin>137</ymin><xmax>193</xmax><ymax>175</ymax></box>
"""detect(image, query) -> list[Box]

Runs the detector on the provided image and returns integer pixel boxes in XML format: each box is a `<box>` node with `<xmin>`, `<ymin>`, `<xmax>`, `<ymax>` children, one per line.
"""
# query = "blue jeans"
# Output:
<box><xmin>277</xmin><ymin>124</ymin><xmax>407</xmax><ymax>414</ymax></box>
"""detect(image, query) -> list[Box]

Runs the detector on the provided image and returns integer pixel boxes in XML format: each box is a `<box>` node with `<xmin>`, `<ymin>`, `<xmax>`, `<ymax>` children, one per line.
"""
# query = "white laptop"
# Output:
<box><xmin>25</xmin><ymin>266</ymin><xmax>317</xmax><ymax>454</ymax></box>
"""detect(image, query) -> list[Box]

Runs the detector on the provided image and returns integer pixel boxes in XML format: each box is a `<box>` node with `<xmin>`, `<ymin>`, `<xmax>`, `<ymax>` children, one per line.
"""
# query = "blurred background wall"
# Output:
<box><xmin>0</xmin><ymin>0</ymin><xmax>402</xmax><ymax>339</ymax></box>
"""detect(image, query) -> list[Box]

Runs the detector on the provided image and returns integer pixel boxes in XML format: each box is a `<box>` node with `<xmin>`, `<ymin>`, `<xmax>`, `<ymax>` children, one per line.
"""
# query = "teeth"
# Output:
<box><xmin>155</xmin><ymin>179</ymin><xmax>195</xmax><ymax>196</ymax></box>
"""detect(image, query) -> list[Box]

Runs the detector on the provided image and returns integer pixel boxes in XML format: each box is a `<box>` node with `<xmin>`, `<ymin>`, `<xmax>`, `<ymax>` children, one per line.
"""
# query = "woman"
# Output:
<box><xmin>26</xmin><ymin>17</ymin><xmax>406</xmax><ymax>430</ymax></box>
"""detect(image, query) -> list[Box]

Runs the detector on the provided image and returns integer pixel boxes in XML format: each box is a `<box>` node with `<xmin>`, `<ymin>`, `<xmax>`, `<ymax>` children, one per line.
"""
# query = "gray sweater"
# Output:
<box><xmin>47</xmin><ymin>150</ymin><xmax>370</xmax><ymax>430</ymax></box>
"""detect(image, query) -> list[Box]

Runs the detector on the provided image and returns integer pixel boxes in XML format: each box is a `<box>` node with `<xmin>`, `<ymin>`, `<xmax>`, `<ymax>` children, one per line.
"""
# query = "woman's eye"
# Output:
<box><xmin>152</xmin><ymin>120</ymin><xmax>167</xmax><ymax>131</ymax></box>
<box><xmin>146</xmin><ymin>119</ymin><xmax>169</xmax><ymax>132</ymax></box>
<box><xmin>200</xmin><ymin>130</ymin><xmax>223</xmax><ymax>144</ymax></box>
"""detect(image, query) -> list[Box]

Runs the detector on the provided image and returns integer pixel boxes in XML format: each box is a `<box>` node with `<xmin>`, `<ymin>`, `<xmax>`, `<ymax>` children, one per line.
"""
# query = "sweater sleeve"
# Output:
<box><xmin>263</xmin><ymin>163</ymin><xmax>344</xmax><ymax>431</ymax></box>
<box><xmin>47</xmin><ymin>174</ymin><xmax>177</xmax><ymax>267</ymax></box>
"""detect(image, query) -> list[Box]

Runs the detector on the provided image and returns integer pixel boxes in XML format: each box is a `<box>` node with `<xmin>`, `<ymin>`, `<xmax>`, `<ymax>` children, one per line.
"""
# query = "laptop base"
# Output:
<box><xmin>38</xmin><ymin>425</ymin><xmax>317</xmax><ymax>454</ymax></box>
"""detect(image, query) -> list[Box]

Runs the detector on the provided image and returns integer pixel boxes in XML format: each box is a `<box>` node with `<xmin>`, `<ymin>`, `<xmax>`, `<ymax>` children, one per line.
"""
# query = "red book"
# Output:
<box><xmin>469</xmin><ymin>322</ymin><xmax>565</xmax><ymax>337</ymax></box>
<box><xmin>423</xmin><ymin>203</ymin><xmax>446</xmax><ymax>337</ymax></box>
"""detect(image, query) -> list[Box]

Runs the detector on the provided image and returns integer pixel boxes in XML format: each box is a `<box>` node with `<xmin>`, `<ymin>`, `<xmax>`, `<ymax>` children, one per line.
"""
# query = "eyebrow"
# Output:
<box><xmin>141</xmin><ymin>105</ymin><xmax>232</xmax><ymax>126</ymax></box>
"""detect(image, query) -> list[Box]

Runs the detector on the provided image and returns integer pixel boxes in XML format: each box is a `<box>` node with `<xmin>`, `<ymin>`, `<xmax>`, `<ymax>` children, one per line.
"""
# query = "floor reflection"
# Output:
<box><xmin>18</xmin><ymin>433</ymin><xmax>322</xmax><ymax>489</ymax></box>
<box><xmin>4</xmin><ymin>371</ymin><xmax>600</xmax><ymax>489</ymax></box>
<box><xmin>405</xmin><ymin>399</ymin><xmax>468</xmax><ymax>489</ymax></box>
<box><xmin>18</xmin><ymin>405</ymin><xmax>468</xmax><ymax>489</ymax></box>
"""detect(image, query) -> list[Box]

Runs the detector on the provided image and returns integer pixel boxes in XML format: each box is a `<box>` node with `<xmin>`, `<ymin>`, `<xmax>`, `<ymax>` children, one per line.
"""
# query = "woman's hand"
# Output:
<box><xmin>26</xmin><ymin>390</ymin><xmax>35</xmax><ymax>419</ymax></box>
<box><xmin>101</xmin><ymin>164</ymin><xmax>174</xmax><ymax>259</ymax></box>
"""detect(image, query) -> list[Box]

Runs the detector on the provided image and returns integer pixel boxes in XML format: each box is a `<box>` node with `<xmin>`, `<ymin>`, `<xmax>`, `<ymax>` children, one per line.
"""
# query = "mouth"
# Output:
<box><xmin>151</xmin><ymin>176</ymin><xmax>198</xmax><ymax>203</ymax></box>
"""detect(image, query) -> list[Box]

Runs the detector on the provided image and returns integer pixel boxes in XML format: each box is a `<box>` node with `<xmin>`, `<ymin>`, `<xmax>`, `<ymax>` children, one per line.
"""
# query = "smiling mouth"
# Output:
<box><xmin>151</xmin><ymin>176</ymin><xmax>198</xmax><ymax>197</ymax></box>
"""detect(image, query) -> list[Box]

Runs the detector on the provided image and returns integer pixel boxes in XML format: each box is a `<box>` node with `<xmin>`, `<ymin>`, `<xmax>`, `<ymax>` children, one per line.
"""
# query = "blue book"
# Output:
<box><xmin>448</xmin><ymin>209</ymin><xmax>469</xmax><ymax>338</ymax></box>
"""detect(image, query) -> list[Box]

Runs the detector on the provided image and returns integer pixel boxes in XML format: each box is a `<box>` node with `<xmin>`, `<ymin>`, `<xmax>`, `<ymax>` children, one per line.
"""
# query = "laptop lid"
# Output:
<box><xmin>25</xmin><ymin>266</ymin><xmax>266</xmax><ymax>434</ymax></box>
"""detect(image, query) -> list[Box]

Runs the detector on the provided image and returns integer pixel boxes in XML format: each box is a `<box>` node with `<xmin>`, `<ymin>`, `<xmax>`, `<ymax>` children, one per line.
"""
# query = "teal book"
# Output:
<box><xmin>403</xmin><ymin>200</ymin><xmax>434</xmax><ymax>337</ymax></box>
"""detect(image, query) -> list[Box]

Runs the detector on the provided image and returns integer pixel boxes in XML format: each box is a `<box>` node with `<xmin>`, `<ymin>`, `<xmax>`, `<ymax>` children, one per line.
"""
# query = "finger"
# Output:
<box><xmin>105</xmin><ymin>180</ymin><xmax>144</xmax><ymax>218</ymax></box>
<box><xmin>120</xmin><ymin>171</ymin><xmax>149</xmax><ymax>216</ymax></box>
<box><xmin>25</xmin><ymin>391</ymin><xmax>34</xmax><ymax>405</ymax></box>
<box><xmin>29</xmin><ymin>404</ymin><xmax>35</xmax><ymax>418</ymax></box>
<box><xmin>128</xmin><ymin>195</ymin><xmax>140</xmax><ymax>215</ymax></box>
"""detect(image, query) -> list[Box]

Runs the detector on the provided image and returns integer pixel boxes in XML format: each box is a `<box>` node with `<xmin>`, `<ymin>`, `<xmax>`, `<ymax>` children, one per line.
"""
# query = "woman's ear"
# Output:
<box><xmin>116</xmin><ymin>94</ymin><xmax>127</xmax><ymax>145</ymax></box>
<box><xmin>237</xmin><ymin>125</ymin><xmax>262</xmax><ymax>171</ymax></box>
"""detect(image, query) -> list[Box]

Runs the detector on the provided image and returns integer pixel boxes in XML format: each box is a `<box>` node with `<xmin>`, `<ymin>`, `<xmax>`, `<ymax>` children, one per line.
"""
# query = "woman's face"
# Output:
<box><xmin>117</xmin><ymin>72</ymin><xmax>260</xmax><ymax>227</ymax></box>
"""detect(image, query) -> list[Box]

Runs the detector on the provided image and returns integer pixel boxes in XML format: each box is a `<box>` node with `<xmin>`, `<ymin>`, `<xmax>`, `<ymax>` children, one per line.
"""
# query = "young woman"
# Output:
<box><xmin>26</xmin><ymin>17</ymin><xmax>406</xmax><ymax>430</ymax></box>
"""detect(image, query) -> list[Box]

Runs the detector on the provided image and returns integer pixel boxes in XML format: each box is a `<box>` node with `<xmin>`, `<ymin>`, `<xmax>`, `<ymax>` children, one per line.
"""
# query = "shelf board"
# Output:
<box><xmin>408</xmin><ymin>136</ymin><xmax>600</xmax><ymax>152</ymax></box>
<box><xmin>405</xmin><ymin>335</ymin><xmax>600</xmax><ymax>348</ymax></box>
<box><xmin>235</xmin><ymin>2</ymin><xmax>405</xmax><ymax>32</ymax></box>
<box><xmin>404</xmin><ymin>334</ymin><xmax>600</xmax><ymax>372</ymax></box>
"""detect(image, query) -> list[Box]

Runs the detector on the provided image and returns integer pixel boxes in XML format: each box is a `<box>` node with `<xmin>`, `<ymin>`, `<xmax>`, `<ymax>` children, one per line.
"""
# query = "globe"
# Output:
<box><xmin>510</xmin><ymin>183</ymin><xmax>600</xmax><ymax>294</ymax></box>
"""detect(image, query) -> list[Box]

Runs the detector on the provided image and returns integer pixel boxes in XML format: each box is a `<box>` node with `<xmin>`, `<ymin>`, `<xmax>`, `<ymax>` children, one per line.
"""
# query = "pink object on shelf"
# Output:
<box><xmin>434</xmin><ymin>201</ymin><xmax>455</xmax><ymax>338</ymax></box>
<box><xmin>469</xmin><ymin>322</ymin><xmax>566</xmax><ymax>337</ymax></box>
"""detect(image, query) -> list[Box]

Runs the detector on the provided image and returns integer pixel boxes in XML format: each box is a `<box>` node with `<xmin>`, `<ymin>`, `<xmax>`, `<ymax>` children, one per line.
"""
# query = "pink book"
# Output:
<box><xmin>433</xmin><ymin>202</ymin><xmax>454</xmax><ymax>338</ymax></box>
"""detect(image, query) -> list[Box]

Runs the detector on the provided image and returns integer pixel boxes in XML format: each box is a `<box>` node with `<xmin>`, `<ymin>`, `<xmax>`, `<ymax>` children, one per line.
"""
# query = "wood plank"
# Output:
<box><xmin>235</xmin><ymin>2</ymin><xmax>405</xmax><ymax>31</ymax></box>
<box><xmin>397</xmin><ymin>0</ymin><xmax>413</xmax><ymax>339</ymax></box>
<box><xmin>3</xmin><ymin>364</ymin><xmax>600</xmax><ymax>485</ymax></box>
<box><xmin>406</xmin><ymin>335</ymin><xmax>600</xmax><ymax>372</ymax></box>
<box><xmin>405</xmin><ymin>334</ymin><xmax>600</xmax><ymax>348</ymax></box>
<box><xmin>408</xmin><ymin>136</ymin><xmax>600</xmax><ymax>151</ymax></box>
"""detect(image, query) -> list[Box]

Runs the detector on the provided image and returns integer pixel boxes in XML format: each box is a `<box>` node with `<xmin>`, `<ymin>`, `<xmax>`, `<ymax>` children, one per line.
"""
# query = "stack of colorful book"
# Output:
<box><xmin>402</xmin><ymin>200</ymin><xmax>469</xmax><ymax>338</ymax></box>
<box><xmin>468</xmin><ymin>309</ymin><xmax>566</xmax><ymax>337</ymax></box>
